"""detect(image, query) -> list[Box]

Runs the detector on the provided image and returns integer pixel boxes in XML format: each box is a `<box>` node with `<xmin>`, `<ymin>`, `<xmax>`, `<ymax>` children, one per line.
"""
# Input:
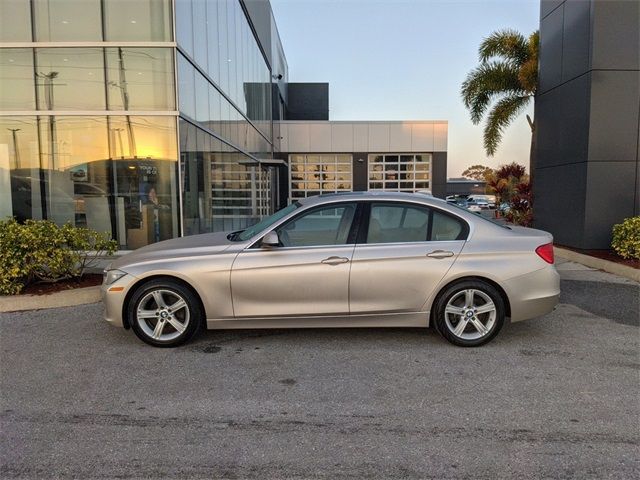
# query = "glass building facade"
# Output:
<box><xmin>0</xmin><ymin>0</ymin><xmax>281</xmax><ymax>248</ymax></box>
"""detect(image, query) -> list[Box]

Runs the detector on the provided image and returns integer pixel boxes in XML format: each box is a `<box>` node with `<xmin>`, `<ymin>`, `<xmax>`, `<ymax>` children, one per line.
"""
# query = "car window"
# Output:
<box><xmin>366</xmin><ymin>204</ymin><xmax>429</xmax><ymax>243</ymax></box>
<box><xmin>431</xmin><ymin>210</ymin><xmax>464</xmax><ymax>241</ymax></box>
<box><xmin>276</xmin><ymin>203</ymin><xmax>356</xmax><ymax>247</ymax></box>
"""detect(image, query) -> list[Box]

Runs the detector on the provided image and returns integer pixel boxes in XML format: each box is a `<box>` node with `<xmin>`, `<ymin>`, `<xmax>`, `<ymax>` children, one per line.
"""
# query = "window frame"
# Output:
<box><xmin>357</xmin><ymin>201</ymin><xmax>470</xmax><ymax>245</ymax></box>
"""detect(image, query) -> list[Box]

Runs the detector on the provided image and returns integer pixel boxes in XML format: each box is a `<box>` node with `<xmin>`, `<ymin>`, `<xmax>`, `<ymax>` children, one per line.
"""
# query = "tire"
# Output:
<box><xmin>433</xmin><ymin>280</ymin><xmax>505</xmax><ymax>347</ymax></box>
<box><xmin>128</xmin><ymin>279</ymin><xmax>203</xmax><ymax>347</ymax></box>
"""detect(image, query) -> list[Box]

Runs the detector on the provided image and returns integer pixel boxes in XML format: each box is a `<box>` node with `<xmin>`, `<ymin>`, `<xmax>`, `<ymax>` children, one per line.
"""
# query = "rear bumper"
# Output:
<box><xmin>504</xmin><ymin>265</ymin><xmax>560</xmax><ymax>322</ymax></box>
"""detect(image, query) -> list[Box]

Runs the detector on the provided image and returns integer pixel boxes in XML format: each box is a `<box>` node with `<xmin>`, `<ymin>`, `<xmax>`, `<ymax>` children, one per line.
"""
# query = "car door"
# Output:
<box><xmin>230</xmin><ymin>202</ymin><xmax>360</xmax><ymax>318</ymax></box>
<box><xmin>349</xmin><ymin>202</ymin><xmax>468</xmax><ymax>314</ymax></box>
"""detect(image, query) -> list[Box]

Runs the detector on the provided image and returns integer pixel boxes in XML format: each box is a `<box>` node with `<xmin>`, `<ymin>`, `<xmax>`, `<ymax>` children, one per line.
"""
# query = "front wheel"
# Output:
<box><xmin>128</xmin><ymin>279</ymin><xmax>203</xmax><ymax>347</ymax></box>
<box><xmin>433</xmin><ymin>280</ymin><xmax>505</xmax><ymax>347</ymax></box>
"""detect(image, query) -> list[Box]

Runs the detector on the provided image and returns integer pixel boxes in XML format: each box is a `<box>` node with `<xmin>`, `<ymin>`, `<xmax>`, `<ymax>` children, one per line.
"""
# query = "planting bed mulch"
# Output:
<box><xmin>20</xmin><ymin>274</ymin><xmax>103</xmax><ymax>296</ymax></box>
<box><xmin>557</xmin><ymin>246</ymin><xmax>639</xmax><ymax>270</ymax></box>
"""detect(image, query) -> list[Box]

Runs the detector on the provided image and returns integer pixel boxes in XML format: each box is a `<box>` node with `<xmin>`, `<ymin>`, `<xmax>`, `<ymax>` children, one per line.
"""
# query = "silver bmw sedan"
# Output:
<box><xmin>102</xmin><ymin>192</ymin><xmax>559</xmax><ymax>347</ymax></box>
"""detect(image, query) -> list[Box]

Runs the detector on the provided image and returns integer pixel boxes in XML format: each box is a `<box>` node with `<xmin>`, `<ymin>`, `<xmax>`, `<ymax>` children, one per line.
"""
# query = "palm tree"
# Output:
<box><xmin>461</xmin><ymin>29</ymin><xmax>539</xmax><ymax>163</ymax></box>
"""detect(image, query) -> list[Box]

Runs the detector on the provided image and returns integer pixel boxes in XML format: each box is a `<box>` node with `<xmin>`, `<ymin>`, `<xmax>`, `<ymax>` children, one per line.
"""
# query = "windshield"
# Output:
<box><xmin>233</xmin><ymin>202</ymin><xmax>301</xmax><ymax>241</ymax></box>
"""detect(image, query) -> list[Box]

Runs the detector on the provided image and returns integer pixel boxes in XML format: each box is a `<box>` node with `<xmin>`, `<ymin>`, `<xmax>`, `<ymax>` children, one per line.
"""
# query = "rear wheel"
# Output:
<box><xmin>433</xmin><ymin>280</ymin><xmax>505</xmax><ymax>347</ymax></box>
<box><xmin>128</xmin><ymin>279</ymin><xmax>203</xmax><ymax>347</ymax></box>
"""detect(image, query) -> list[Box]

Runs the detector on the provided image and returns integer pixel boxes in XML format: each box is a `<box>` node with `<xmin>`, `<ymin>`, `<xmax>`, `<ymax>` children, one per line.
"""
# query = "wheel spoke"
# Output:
<box><xmin>453</xmin><ymin>319</ymin><xmax>468</xmax><ymax>336</ymax></box>
<box><xmin>475</xmin><ymin>302</ymin><xmax>496</xmax><ymax>315</ymax></box>
<box><xmin>152</xmin><ymin>319</ymin><xmax>166</xmax><ymax>339</ymax></box>
<box><xmin>137</xmin><ymin>309</ymin><xmax>157</xmax><ymax>319</ymax></box>
<box><xmin>445</xmin><ymin>305</ymin><xmax>465</xmax><ymax>316</ymax></box>
<box><xmin>152</xmin><ymin>291</ymin><xmax>167</xmax><ymax>308</ymax></box>
<box><xmin>470</xmin><ymin>316</ymin><xmax>489</xmax><ymax>336</ymax></box>
<box><xmin>169</xmin><ymin>299</ymin><xmax>187</xmax><ymax>313</ymax></box>
<box><xmin>464</xmin><ymin>289</ymin><xmax>475</xmax><ymax>308</ymax></box>
<box><xmin>166</xmin><ymin>317</ymin><xmax>186</xmax><ymax>334</ymax></box>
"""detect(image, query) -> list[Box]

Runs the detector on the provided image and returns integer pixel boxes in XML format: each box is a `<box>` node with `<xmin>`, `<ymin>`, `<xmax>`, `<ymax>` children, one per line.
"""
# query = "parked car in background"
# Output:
<box><xmin>102</xmin><ymin>192</ymin><xmax>559</xmax><ymax>349</ymax></box>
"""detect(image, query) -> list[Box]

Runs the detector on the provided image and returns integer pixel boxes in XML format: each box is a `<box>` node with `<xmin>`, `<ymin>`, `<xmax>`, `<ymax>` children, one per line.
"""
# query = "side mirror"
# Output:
<box><xmin>261</xmin><ymin>231</ymin><xmax>279</xmax><ymax>247</ymax></box>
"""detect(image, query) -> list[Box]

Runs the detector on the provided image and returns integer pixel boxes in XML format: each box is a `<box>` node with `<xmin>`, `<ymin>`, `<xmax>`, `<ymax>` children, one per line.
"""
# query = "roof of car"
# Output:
<box><xmin>299</xmin><ymin>191</ymin><xmax>450</xmax><ymax>207</ymax></box>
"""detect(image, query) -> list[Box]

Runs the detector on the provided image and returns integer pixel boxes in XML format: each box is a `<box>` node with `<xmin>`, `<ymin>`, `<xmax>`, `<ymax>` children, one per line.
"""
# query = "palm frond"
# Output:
<box><xmin>483</xmin><ymin>95</ymin><xmax>531</xmax><ymax>156</ymax></box>
<box><xmin>461</xmin><ymin>61</ymin><xmax>523</xmax><ymax>124</ymax></box>
<box><xmin>478</xmin><ymin>29</ymin><xmax>529</xmax><ymax>65</ymax></box>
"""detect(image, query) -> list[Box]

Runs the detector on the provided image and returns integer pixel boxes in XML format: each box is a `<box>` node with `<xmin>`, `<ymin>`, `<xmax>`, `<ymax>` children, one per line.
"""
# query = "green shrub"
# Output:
<box><xmin>0</xmin><ymin>219</ymin><xmax>117</xmax><ymax>295</ymax></box>
<box><xmin>611</xmin><ymin>216</ymin><xmax>640</xmax><ymax>260</ymax></box>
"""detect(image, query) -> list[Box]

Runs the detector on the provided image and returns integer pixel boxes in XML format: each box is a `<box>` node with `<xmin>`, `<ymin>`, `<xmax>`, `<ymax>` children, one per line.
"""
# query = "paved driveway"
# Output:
<box><xmin>1</xmin><ymin>260</ymin><xmax>638</xmax><ymax>479</ymax></box>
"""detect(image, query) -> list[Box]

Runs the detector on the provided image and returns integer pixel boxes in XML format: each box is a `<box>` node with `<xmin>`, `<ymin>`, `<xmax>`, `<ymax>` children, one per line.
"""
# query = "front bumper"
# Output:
<box><xmin>504</xmin><ymin>265</ymin><xmax>561</xmax><ymax>322</ymax></box>
<box><xmin>101</xmin><ymin>273</ymin><xmax>137</xmax><ymax>328</ymax></box>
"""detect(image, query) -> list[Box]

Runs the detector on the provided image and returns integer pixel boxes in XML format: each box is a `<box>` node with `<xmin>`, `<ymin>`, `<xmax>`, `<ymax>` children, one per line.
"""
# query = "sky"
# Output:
<box><xmin>270</xmin><ymin>0</ymin><xmax>539</xmax><ymax>177</ymax></box>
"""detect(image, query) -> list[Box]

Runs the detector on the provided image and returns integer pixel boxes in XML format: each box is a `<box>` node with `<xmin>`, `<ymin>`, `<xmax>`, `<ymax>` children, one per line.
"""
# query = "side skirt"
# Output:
<box><xmin>205</xmin><ymin>311</ymin><xmax>430</xmax><ymax>330</ymax></box>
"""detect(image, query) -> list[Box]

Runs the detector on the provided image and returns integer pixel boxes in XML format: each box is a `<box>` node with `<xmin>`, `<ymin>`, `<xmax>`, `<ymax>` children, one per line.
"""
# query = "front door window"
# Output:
<box><xmin>277</xmin><ymin>203</ymin><xmax>357</xmax><ymax>247</ymax></box>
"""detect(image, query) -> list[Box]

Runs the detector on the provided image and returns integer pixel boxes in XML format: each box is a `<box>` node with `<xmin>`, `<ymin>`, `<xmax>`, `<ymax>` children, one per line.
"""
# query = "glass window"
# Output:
<box><xmin>192</xmin><ymin>0</ymin><xmax>208</xmax><ymax>71</ymax></box>
<box><xmin>206</xmin><ymin>0</ymin><xmax>220</xmax><ymax>85</ymax></box>
<box><xmin>368</xmin><ymin>154</ymin><xmax>432</xmax><ymax>192</ymax></box>
<box><xmin>0</xmin><ymin>49</ymin><xmax>36</xmax><ymax>110</ymax></box>
<box><xmin>217</xmin><ymin>0</ymin><xmax>229</xmax><ymax>94</ymax></box>
<box><xmin>367</xmin><ymin>203</ymin><xmax>430</xmax><ymax>244</ymax></box>
<box><xmin>174</xmin><ymin>0</ymin><xmax>193</xmax><ymax>55</ymax></box>
<box><xmin>177</xmin><ymin>54</ymin><xmax>195</xmax><ymax>118</ymax></box>
<box><xmin>277</xmin><ymin>203</ymin><xmax>357</xmax><ymax>247</ymax></box>
<box><xmin>0</xmin><ymin>0</ymin><xmax>32</xmax><ymax>41</ymax></box>
<box><xmin>35</xmin><ymin>48</ymin><xmax>105</xmax><ymax>110</ymax></box>
<box><xmin>431</xmin><ymin>210</ymin><xmax>466</xmax><ymax>241</ymax></box>
<box><xmin>288</xmin><ymin>154</ymin><xmax>352</xmax><ymax>201</ymax></box>
<box><xmin>194</xmin><ymin>72</ymin><xmax>209</xmax><ymax>124</ymax></box>
<box><xmin>104</xmin><ymin>0</ymin><xmax>172</xmax><ymax>41</ymax></box>
<box><xmin>0</xmin><ymin>117</ymin><xmax>43</xmax><ymax>221</ymax></box>
<box><xmin>37</xmin><ymin>116</ymin><xmax>109</xmax><ymax>227</ymax></box>
<box><xmin>107</xmin><ymin>116</ymin><xmax>179</xmax><ymax>247</ymax></box>
<box><xmin>106</xmin><ymin>48</ymin><xmax>175</xmax><ymax>111</ymax></box>
<box><xmin>34</xmin><ymin>0</ymin><xmax>102</xmax><ymax>41</ymax></box>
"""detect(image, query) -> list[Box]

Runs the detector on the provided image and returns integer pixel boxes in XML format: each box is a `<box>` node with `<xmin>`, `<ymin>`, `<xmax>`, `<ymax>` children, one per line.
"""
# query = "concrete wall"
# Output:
<box><xmin>277</xmin><ymin>121</ymin><xmax>448</xmax><ymax>153</ymax></box>
<box><xmin>534</xmin><ymin>0</ymin><xmax>640</xmax><ymax>249</ymax></box>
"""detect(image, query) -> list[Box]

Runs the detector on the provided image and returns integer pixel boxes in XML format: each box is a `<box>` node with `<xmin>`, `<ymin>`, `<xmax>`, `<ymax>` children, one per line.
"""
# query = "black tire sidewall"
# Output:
<box><xmin>434</xmin><ymin>280</ymin><xmax>505</xmax><ymax>347</ymax></box>
<box><xmin>128</xmin><ymin>279</ymin><xmax>202</xmax><ymax>348</ymax></box>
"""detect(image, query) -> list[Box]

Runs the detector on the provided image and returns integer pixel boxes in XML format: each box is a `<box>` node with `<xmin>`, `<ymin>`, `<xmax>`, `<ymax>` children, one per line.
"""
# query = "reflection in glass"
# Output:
<box><xmin>104</xmin><ymin>0</ymin><xmax>173</xmax><ymax>41</ymax></box>
<box><xmin>179</xmin><ymin>119</ymin><xmax>274</xmax><ymax>235</ymax></box>
<box><xmin>175</xmin><ymin>0</ymin><xmax>194</xmax><ymax>56</ymax></box>
<box><xmin>4</xmin><ymin>115</ymin><xmax>179</xmax><ymax>249</ymax></box>
<box><xmin>0</xmin><ymin>117</ymin><xmax>42</xmax><ymax>221</ymax></box>
<box><xmin>0</xmin><ymin>49</ymin><xmax>36</xmax><ymax>110</ymax></box>
<box><xmin>35</xmin><ymin>48</ymin><xmax>105</xmax><ymax>110</ymax></box>
<box><xmin>106</xmin><ymin>48</ymin><xmax>175</xmax><ymax>111</ymax></box>
<box><xmin>177</xmin><ymin>54</ymin><xmax>196</xmax><ymax>118</ymax></box>
<box><xmin>0</xmin><ymin>0</ymin><xmax>32</xmax><ymax>41</ymax></box>
<box><xmin>34</xmin><ymin>0</ymin><xmax>102</xmax><ymax>41</ymax></box>
<box><xmin>192</xmin><ymin>0</ymin><xmax>208</xmax><ymax>71</ymax></box>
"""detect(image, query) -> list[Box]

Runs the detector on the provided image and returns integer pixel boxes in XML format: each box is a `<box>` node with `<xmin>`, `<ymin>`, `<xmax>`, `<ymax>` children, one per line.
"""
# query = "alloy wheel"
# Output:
<box><xmin>444</xmin><ymin>289</ymin><xmax>497</xmax><ymax>341</ymax></box>
<box><xmin>136</xmin><ymin>289</ymin><xmax>191</xmax><ymax>342</ymax></box>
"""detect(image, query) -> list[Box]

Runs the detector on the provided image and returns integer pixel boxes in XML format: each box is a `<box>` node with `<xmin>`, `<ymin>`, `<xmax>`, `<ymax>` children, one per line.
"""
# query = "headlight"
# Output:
<box><xmin>103</xmin><ymin>269</ymin><xmax>127</xmax><ymax>285</ymax></box>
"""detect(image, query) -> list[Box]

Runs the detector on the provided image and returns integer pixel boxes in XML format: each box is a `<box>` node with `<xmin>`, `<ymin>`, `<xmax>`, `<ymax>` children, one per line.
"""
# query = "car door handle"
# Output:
<box><xmin>321</xmin><ymin>256</ymin><xmax>350</xmax><ymax>265</ymax></box>
<box><xmin>426</xmin><ymin>250</ymin><xmax>455</xmax><ymax>259</ymax></box>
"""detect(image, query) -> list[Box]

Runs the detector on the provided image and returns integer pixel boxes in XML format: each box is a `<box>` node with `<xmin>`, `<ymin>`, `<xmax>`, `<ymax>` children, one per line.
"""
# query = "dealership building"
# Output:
<box><xmin>0</xmin><ymin>0</ymin><xmax>447</xmax><ymax>250</ymax></box>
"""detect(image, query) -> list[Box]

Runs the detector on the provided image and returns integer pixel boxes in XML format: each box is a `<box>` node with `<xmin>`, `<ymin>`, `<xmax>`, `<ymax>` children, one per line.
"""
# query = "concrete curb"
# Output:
<box><xmin>0</xmin><ymin>286</ymin><xmax>101</xmax><ymax>313</ymax></box>
<box><xmin>554</xmin><ymin>247</ymin><xmax>640</xmax><ymax>282</ymax></box>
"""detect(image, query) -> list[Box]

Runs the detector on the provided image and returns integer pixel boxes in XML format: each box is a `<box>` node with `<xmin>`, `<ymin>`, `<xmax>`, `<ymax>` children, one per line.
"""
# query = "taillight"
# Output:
<box><xmin>535</xmin><ymin>243</ymin><xmax>554</xmax><ymax>264</ymax></box>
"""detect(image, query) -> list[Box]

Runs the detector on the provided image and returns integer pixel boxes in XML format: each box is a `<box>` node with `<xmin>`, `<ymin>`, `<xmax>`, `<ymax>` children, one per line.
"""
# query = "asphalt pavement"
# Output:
<box><xmin>1</xmin><ymin>260</ymin><xmax>638</xmax><ymax>479</ymax></box>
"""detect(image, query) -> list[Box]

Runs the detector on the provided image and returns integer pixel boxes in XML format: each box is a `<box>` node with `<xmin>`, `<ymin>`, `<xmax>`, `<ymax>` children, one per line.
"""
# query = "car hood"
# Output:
<box><xmin>111</xmin><ymin>231</ymin><xmax>236</xmax><ymax>270</ymax></box>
